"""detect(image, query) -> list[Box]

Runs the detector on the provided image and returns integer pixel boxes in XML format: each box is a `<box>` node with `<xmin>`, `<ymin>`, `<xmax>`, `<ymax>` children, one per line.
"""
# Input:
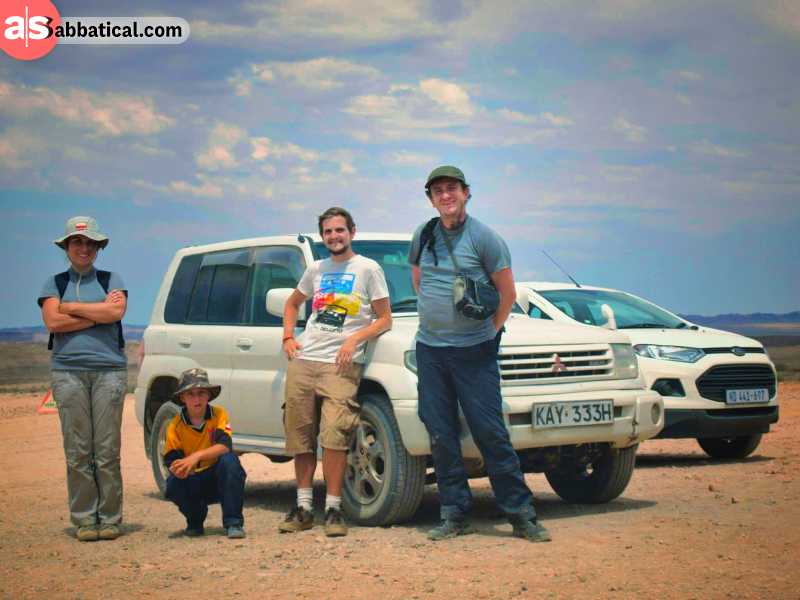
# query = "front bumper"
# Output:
<box><xmin>658</xmin><ymin>406</ymin><xmax>779</xmax><ymax>439</ymax></box>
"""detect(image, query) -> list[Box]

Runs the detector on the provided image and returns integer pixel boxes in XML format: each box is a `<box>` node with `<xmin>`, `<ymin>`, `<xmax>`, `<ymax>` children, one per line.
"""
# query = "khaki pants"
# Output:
<box><xmin>283</xmin><ymin>359</ymin><xmax>363</xmax><ymax>454</ymax></box>
<box><xmin>51</xmin><ymin>369</ymin><xmax>127</xmax><ymax>527</ymax></box>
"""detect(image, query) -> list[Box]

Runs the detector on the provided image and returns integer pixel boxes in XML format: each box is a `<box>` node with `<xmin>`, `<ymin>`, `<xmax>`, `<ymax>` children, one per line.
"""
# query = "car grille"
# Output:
<box><xmin>695</xmin><ymin>364</ymin><xmax>777</xmax><ymax>402</ymax></box>
<box><xmin>498</xmin><ymin>345</ymin><xmax>613</xmax><ymax>383</ymax></box>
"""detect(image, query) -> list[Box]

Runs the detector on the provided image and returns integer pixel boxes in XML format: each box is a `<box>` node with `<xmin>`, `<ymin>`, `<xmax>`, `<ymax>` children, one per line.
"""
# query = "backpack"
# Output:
<box><xmin>47</xmin><ymin>270</ymin><xmax>125</xmax><ymax>351</ymax></box>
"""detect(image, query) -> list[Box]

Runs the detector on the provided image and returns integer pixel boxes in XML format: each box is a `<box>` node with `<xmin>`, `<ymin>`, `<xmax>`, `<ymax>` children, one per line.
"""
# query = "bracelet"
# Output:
<box><xmin>282</xmin><ymin>335</ymin><xmax>294</xmax><ymax>343</ymax></box>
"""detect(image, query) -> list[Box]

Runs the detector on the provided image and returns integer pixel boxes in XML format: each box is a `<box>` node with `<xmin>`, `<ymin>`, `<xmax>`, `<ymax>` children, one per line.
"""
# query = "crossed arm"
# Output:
<box><xmin>168</xmin><ymin>444</ymin><xmax>229</xmax><ymax>479</ymax></box>
<box><xmin>40</xmin><ymin>290</ymin><xmax>127</xmax><ymax>333</ymax></box>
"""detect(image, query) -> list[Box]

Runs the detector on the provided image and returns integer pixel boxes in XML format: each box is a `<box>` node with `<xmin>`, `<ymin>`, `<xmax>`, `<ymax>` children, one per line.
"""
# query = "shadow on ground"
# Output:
<box><xmin>635</xmin><ymin>453</ymin><xmax>772</xmax><ymax>469</ymax></box>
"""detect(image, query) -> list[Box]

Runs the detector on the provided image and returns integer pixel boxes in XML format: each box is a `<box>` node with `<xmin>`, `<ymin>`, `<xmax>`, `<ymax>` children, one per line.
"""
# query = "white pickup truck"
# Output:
<box><xmin>135</xmin><ymin>233</ymin><xmax>664</xmax><ymax>525</ymax></box>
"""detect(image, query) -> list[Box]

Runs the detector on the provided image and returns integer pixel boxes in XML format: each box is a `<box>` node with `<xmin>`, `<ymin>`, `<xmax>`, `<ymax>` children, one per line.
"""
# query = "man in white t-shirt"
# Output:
<box><xmin>280</xmin><ymin>207</ymin><xmax>392</xmax><ymax>537</ymax></box>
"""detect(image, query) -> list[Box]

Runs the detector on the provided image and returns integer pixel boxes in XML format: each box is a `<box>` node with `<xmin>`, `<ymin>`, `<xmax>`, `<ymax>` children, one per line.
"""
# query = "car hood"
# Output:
<box><xmin>618</xmin><ymin>326</ymin><xmax>762</xmax><ymax>349</ymax></box>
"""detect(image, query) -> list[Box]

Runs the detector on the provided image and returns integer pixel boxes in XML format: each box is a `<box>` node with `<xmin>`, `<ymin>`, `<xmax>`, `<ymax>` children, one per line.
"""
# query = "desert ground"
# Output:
<box><xmin>0</xmin><ymin>382</ymin><xmax>798</xmax><ymax>600</ymax></box>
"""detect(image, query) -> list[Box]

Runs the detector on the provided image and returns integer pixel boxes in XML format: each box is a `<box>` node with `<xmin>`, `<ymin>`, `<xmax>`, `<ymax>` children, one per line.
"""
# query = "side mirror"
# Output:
<box><xmin>266</xmin><ymin>288</ymin><xmax>305</xmax><ymax>320</ymax></box>
<box><xmin>601</xmin><ymin>303</ymin><xmax>617</xmax><ymax>330</ymax></box>
<box><xmin>515</xmin><ymin>286</ymin><xmax>530</xmax><ymax>315</ymax></box>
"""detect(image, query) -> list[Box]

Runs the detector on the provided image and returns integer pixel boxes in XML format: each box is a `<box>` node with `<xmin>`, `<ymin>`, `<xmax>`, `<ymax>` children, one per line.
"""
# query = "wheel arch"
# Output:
<box><xmin>143</xmin><ymin>375</ymin><xmax>179</xmax><ymax>458</ymax></box>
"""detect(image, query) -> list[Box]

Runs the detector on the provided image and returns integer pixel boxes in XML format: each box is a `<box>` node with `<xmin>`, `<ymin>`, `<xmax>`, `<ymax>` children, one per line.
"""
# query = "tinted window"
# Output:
<box><xmin>186</xmin><ymin>249</ymin><xmax>251</xmax><ymax>324</ymax></box>
<box><xmin>247</xmin><ymin>246</ymin><xmax>306</xmax><ymax>325</ymax></box>
<box><xmin>165</xmin><ymin>254</ymin><xmax>202</xmax><ymax>323</ymax></box>
<box><xmin>539</xmin><ymin>289</ymin><xmax>684</xmax><ymax>329</ymax></box>
<box><xmin>527</xmin><ymin>304</ymin><xmax>552</xmax><ymax>320</ymax></box>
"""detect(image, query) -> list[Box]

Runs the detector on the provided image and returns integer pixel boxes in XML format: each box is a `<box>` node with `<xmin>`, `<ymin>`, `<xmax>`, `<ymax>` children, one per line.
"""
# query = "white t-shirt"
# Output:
<box><xmin>296</xmin><ymin>254</ymin><xmax>390</xmax><ymax>364</ymax></box>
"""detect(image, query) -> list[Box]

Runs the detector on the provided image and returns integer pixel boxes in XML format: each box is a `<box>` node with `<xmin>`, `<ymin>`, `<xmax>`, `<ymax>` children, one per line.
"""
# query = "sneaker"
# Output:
<box><xmin>510</xmin><ymin>518</ymin><xmax>551</xmax><ymax>543</ymax></box>
<box><xmin>184</xmin><ymin>525</ymin><xmax>205</xmax><ymax>537</ymax></box>
<box><xmin>76</xmin><ymin>525</ymin><xmax>99</xmax><ymax>542</ymax></box>
<box><xmin>97</xmin><ymin>524</ymin><xmax>122</xmax><ymax>540</ymax></box>
<box><xmin>427</xmin><ymin>519</ymin><xmax>475</xmax><ymax>541</ymax></box>
<box><xmin>226</xmin><ymin>525</ymin><xmax>246</xmax><ymax>539</ymax></box>
<box><xmin>323</xmin><ymin>508</ymin><xmax>348</xmax><ymax>537</ymax></box>
<box><xmin>278</xmin><ymin>506</ymin><xmax>314</xmax><ymax>533</ymax></box>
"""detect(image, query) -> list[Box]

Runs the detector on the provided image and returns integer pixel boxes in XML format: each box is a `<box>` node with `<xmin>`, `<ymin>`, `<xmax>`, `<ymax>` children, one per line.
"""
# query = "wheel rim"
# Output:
<box><xmin>346</xmin><ymin>418</ymin><xmax>387</xmax><ymax>506</ymax></box>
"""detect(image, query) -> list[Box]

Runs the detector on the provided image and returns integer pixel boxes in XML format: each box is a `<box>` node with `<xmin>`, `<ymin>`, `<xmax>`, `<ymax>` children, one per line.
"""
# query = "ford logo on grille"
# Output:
<box><xmin>730</xmin><ymin>347</ymin><xmax>746</xmax><ymax>356</ymax></box>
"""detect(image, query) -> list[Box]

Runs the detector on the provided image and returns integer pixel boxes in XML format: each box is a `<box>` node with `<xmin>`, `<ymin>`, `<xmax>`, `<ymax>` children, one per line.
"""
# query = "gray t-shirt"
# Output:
<box><xmin>38</xmin><ymin>268</ymin><xmax>127</xmax><ymax>370</ymax></box>
<box><xmin>296</xmin><ymin>254</ymin><xmax>389</xmax><ymax>364</ymax></box>
<box><xmin>408</xmin><ymin>215</ymin><xmax>511</xmax><ymax>347</ymax></box>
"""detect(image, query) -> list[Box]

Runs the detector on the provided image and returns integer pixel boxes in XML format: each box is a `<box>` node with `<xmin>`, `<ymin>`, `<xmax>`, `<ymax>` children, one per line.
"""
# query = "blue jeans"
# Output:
<box><xmin>417</xmin><ymin>337</ymin><xmax>536</xmax><ymax>522</ymax></box>
<box><xmin>165</xmin><ymin>453</ymin><xmax>246</xmax><ymax>528</ymax></box>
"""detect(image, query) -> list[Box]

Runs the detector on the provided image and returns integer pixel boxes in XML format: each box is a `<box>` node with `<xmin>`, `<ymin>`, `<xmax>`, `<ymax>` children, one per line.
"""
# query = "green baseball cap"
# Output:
<box><xmin>54</xmin><ymin>216</ymin><xmax>109</xmax><ymax>249</ymax></box>
<box><xmin>425</xmin><ymin>165</ymin><xmax>468</xmax><ymax>190</ymax></box>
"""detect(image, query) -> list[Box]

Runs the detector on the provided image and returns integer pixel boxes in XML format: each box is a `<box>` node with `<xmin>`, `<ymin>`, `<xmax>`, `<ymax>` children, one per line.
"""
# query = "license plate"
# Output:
<box><xmin>532</xmin><ymin>400</ymin><xmax>613</xmax><ymax>429</ymax></box>
<box><xmin>725</xmin><ymin>388</ymin><xmax>768</xmax><ymax>404</ymax></box>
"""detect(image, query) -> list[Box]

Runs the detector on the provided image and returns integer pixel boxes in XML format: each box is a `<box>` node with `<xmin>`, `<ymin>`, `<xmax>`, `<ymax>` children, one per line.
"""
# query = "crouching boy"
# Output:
<box><xmin>164</xmin><ymin>368</ymin><xmax>247</xmax><ymax>539</ymax></box>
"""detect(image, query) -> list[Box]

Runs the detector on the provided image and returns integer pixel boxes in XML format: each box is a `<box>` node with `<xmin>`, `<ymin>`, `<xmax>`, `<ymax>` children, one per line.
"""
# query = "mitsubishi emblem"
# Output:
<box><xmin>731</xmin><ymin>347</ymin><xmax>745</xmax><ymax>357</ymax></box>
<box><xmin>551</xmin><ymin>353</ymin><xmax>567</xmax><ymax>374</ymax></box>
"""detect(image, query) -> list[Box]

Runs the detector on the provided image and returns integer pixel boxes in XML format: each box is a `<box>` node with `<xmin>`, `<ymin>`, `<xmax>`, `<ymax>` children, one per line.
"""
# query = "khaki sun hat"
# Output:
<box><xmin>54</xmin><ymin>216</ymin><xmax>109</xmax><ymax>249</ymax></box>
<box><xmin>173</xmin><ymin>368</ymin><xmax>222</xmax><ymax>403</ymax></box>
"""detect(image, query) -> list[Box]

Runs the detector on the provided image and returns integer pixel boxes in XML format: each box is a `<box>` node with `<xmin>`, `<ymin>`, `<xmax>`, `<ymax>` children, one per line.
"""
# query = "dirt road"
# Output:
<box><xmin>1</xmin><ymin>384</ymin><xmax>798</xmax><ymax>600</ymax></box>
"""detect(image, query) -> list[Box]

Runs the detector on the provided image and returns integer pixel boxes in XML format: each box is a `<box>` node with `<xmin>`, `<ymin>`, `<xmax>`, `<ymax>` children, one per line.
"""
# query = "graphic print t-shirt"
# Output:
<box><xmin>296</xmin><ymin>254</ymin><xmax>389</xmax><ymax>364</ymax></box>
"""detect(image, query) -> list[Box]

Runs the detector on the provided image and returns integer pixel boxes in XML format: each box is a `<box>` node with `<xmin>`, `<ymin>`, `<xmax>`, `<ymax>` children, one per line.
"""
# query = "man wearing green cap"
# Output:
<box><xmin>408</xmin><ymin>166</ymin><xmax>550</xmax><ymax>542</ymax></box>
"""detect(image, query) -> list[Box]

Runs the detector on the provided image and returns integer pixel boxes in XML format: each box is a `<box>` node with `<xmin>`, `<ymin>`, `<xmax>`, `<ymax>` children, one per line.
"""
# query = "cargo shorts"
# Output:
<box><xmin>283</xmin><ymin>358</ymin><xmax>364</xmax><ymax>454</ymax></box>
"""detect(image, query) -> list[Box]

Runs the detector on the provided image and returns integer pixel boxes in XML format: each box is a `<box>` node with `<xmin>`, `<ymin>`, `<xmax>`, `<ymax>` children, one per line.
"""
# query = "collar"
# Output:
<box><xmin>180</xmin><ymin>404</ymin><xmax>213</xmax><ymax>430</ymax></box>
<box><xmin>69</xmin><ymin>266</ymin><xmax>96</xmax><ymax>279</ymax></box>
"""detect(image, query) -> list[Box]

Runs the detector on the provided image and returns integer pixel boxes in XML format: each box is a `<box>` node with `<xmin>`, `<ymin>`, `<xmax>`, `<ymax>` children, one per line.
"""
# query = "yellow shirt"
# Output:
<box><xmin>163</xmin><ymin>404</ymin><xmax>233</xmax><ymax>472</ymax></box>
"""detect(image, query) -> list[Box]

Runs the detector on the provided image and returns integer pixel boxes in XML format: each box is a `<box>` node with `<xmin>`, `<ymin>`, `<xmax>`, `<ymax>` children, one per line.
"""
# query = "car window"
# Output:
<box><xmin>164</xmin><ymin>254</ymin><xmax>202</xmax><ymax>323</ymax></box>
<box><xmin>186</xmin><ymin>249</ymin><xmax>251</xmax><ymax>324</ymax></box>
<box><xmin>247</xmin><ymin>246</ymin><xmax>306</xmax><ymax>326</ymax></box>
<box><xmin>527</xmin><ymin>304</ymin><xmax>553</xmax><ymax>320</ymax></box>
<box><xmin>539</xmin><ymin>289</ymin><xmax>684</xmax><ymax>329</ymax></box>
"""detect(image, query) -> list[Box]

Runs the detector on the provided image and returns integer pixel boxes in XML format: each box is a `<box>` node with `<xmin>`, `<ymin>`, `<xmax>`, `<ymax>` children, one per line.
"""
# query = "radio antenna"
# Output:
<box><xmin>542</xmin><ymin>250</ymin><xmax>581</xmax><ymax>288</ymax></box>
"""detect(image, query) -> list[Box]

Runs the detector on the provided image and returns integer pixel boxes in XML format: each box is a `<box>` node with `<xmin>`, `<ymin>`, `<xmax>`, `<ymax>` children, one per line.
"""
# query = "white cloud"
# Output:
<box><xmin>383</xmin><ymin>151</ymin><xmax>437</xmax><ymax>166</ymax></box>
<box><xmin>612</xmin><ymin>116</ymin><xmax>647</xmax><ymax>143</ymax></box>
<box><xmin>196</xmin><ymin>122</ymin><xmax>246</xmax><ymax>171</ymax></box>
<box><xmin>419</xmin><ymin>78</ymin><xmax>475</xmax><ymax>117</ymax></box>
<box><xmin>689</xmin><ymin>140</ymin><xmax>748</xmax><ymax>159</ymax></box>
<box><xmin>0</xmin><ymin>80</ymin><xmax>173</xmax><ymax>137</ymax></box>
<box><xmin>169</xmin><ymin>179</ymin><xmax>224</xmax><ymax>199</ymax></box>
<box><xmin>250</xmin><ymin>137</ymin><xmax>319</xmax><ymax>162</ymax></box>
<box><xmin>678</xmin><ymin>70</ymin><xmax>703</xmax><ymax>81</ymax></box>
<box><xmin>0</xmin><ymin>128</ymin><xmax>47</xmax><ymax>169</ymax></box>
<box><xmin>248</xmin><ymin>58</ymin><xmax>381</xmax><ymax>91</ymax></box>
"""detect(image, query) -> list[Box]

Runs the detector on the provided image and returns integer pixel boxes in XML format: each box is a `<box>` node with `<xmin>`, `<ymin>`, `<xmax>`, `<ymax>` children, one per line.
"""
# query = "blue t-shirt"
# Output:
<box><xmin>408</xmin><ymin>215</ymin><xmax>511</xmax><ymax>347</ymax></box>
<box><xmin>38</xmin><ymin>267</ymin><xmax>127</xmax><ymax>371</ymax></box>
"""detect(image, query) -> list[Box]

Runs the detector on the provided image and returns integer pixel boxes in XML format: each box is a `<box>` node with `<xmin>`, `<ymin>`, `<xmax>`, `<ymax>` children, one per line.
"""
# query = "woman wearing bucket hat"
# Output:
<box><xmin>37</xmin><ymin>216</ymin><xmax>129</xmax><ymax>542</ymax></box>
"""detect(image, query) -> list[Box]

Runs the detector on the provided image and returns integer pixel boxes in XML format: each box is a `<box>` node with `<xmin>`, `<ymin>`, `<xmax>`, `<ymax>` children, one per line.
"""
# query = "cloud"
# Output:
<box><xmin>419</xmin><ymin>78</ymin><xmax>475</xmax><ymax>117</ymax></box>
<box><xmin>169</xmin><ymin>179</ymin><xmax>224</xmax><ymax>199</ymax></box>
<box><xmin>196</xmin><ymin>122</ymin><xmax>246</xmax><ymax>171</ymax></box>
<box><xmin>677</xmin><ymin>70</ymin><xmax>703</xmax><ymax>81</ymax></box>
<box><xmin>689</xmin><ymin>139</ymin><xmax>748</xmax><ymax>159</ymax></box>
<box><xmin>0</xmin><ymin>80</ymin><xmax>173</xmax><ymax>137</ymax></box>
<box><xmin>250</xmin><ymin>137</ymin><xmax>320</xmax><ymax>162</ymax></box>
<box><xmin>383</xmin><ymin>151</ymin><xmax>438</xmax><ymax>166</ymax></box>
<box><xmin>0</xmin><ymin>128</ymin><xmax>48</xmax><ymax>169</ymax></box>
<box><xmin>247</xmin><ymin>58</ymin><xmax>381</xmax><ymax>92</ymax></box>
<box><xmin>612</xmin><ymin>116</ymin><xmax>647</xmax><ymax>143</ymax></box>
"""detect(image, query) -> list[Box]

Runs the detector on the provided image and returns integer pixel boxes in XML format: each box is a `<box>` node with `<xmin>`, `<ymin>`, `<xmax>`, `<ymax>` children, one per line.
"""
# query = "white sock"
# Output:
<box><xmin>297</xmin><ymin>488</ymin><xmax>313</xmax><ymax>511</ymax></box>
<box><xmin>325</xmin><ymin>494</ymin><xmax>341</xmax><ymax>512</ymax></box>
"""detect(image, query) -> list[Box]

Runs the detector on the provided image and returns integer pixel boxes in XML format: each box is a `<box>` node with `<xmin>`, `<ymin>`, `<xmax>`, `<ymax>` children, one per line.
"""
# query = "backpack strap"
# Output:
<box><xmin>47</xmin><ymin>271</ymin><xmax>71</xmax><ymax>351</ymax></box>
<box><xmin>96</xmin><ymin>270</ymin><xmax>125</xmax><ymax>350</ymax></box>
<box><xmin>412</xmin><ymin>217</ymin><xmax>440</xmax><ymax>266</ymax></box>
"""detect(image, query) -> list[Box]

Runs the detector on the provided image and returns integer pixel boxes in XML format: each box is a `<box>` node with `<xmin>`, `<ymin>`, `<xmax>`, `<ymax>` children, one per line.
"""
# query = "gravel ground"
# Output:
<box><xmin>1</xmin><ymin>383</ymin><xmax>798</xmax><ymax>600</ymax></box>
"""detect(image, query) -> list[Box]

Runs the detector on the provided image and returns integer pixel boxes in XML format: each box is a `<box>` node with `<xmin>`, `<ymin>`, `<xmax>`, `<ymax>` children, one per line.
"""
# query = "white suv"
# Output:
<box><xmin>135</xmin><ymin>234</ymin><xmax>664</xmax><ymax>526</ymax></box>
<box><xmin>516</xmin><ymin>282</ymin><xmax>779</xmax><ymax>459</ymax></box>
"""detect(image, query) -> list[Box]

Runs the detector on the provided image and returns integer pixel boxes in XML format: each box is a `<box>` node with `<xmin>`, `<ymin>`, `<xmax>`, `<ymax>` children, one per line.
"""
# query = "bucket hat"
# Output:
<box><xmin>173</xmin><ymin>368</ymin><xmax>221</xmax><ymax>403</ymax></box>
<box><xmin>54</xmin><ymin>216</ymin><xmax>109</xmax><ymax>249</ymax></box>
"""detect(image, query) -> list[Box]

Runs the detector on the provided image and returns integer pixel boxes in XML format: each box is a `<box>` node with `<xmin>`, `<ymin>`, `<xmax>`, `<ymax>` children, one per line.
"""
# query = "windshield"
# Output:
<box><xmin>313</xmin><ymin>241</ymin><xmax>417</xmax><ymax>313</ymax></box>
<box><xmin>538</xmin><ymin>288</ymin><xmax>685</xmax><ymax>329</ymax></box>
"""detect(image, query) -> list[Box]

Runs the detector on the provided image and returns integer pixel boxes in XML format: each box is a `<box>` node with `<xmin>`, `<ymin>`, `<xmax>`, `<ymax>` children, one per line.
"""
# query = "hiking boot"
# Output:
<box><xmin>510</xmin><ymin>518</ymin><xmax>551</xmax><ymax>543</ymax></box>
<box><xmin>97</xmin><ymin>524</ymin><xmax>121</xmax><ymax>540</ymax></box>
<box><xmin>323</xmin><ymin>508</ymin><xmax>348</xmax><ymax>537</ymax></box>
<box><xmin>427</xmin><ymin>519</ymin><xmax>475</xmax><ymax>541</ymax></box>
<box><xmin>76</xmin><ymin>525</ymin><xmax>99</xmax><ymax>542</ymax></box>
<box><xmin>226</xmin><ymin>525</ymin><xmax>246</xmax><ymax>539</ymax></box>
<box><xmin>184</xmin><ymin>525</ymin><xmax>205</xmax><ymax>537</ymax></box>
<box><xmin>278</xmin><ymin>506</ymin><xmax>314</xmax><ymax>533</ymax></box>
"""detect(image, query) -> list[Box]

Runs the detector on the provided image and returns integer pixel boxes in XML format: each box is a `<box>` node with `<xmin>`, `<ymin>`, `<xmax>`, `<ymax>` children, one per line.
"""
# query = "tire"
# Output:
<box><xmin>148</xmin><ymin>401</ymin><xmax>181</xmax><ymax>497</ymax></box>
<box><xmin>697</xmin><ymin>433</ymin><xmax>762</xmax><ymax>459</ymax></box>
<box><xmin>545</xmin><ymin>444</ymin><xmax>638</xmax><ymax>504</ymax></box>
<box><xmin>342</xmin><ymin>393</ymin><xmax>426</xmax><ymax>526</ymax></box>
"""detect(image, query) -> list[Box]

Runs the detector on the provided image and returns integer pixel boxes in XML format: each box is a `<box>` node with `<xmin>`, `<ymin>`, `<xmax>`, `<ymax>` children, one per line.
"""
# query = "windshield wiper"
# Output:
<box><xmin>675</xmin><ymin>322</ymin><xmax>687</xmax><ymax>329</ymax></box>
<box><xmin>618</xmin><ymin>323</ymin><xmax>668</xmax><ymax>329</ymax></box>
<box><xmin>391</xmin><ymin>297</ymin><xmax>418</xmax><ymax>311</ymax></box>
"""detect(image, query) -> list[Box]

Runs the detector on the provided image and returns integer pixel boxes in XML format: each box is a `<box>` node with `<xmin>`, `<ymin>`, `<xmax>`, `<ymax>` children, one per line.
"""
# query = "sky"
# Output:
<box><xmin>2</xmin><ymin>0</ymin><xmax>799</xmax><ymax>327</ymax></box>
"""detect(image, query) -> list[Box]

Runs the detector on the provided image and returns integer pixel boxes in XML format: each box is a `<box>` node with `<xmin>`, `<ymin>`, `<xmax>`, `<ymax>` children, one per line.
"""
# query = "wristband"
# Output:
<box><xmin>282</xmin><ymin>335</ymin><xmax>294</xmax><ymax>343</ymax></box>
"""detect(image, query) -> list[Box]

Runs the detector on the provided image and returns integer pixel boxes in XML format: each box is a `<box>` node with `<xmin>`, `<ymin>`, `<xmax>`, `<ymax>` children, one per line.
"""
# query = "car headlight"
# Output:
<box><xmin>634</xmin><ymin>344</ymin><xmax>704</xmax><ymax>363</ymax></box>
<box><xmin>404</xmin><ymin>350</ymin><xmax>418</xmax><ymax>374</ymax></box>
<box><xmin>611</xmin><ymin>343</ymin><xmax>639</xmax><ymax>379</ymax></box>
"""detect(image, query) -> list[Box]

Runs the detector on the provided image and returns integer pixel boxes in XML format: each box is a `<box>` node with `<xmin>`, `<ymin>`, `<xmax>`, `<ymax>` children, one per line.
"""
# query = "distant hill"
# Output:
<box><xmin>679</xmin><ymin>311</ymin><xmax>800</xmax><ymax>337</ymax></box>
<box><xmin>0</xmin><ymin>325</ymin><xmax>146</xmax><ymax>342</ymax></box>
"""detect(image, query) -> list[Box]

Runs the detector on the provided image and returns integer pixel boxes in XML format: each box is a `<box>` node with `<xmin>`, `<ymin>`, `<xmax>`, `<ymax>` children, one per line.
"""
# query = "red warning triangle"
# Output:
<box><xmin>37</xmin><ymin>389</ymin><xmax>58</xmax><ymax>415</ymax></box>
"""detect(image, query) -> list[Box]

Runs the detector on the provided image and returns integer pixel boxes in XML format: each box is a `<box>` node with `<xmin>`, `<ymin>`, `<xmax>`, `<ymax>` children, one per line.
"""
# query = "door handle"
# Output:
<box><xmin>178</xmin><ymin>337</ymin><xmax>191</xmax><ymax>348</ymax></box>
<box><xmin>236</xmin><ymin>337</ymin><xmax>253</xmax><ymax>349</ymax></box>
